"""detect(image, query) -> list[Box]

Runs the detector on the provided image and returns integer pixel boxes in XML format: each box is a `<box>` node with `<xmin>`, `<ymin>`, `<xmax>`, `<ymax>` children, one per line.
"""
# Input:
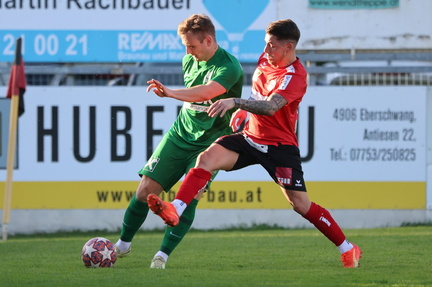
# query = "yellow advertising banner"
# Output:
<box><xmin>0</xmin><ymin>181</ymin><xmax>425</xmax><ymax>210</ymax></box>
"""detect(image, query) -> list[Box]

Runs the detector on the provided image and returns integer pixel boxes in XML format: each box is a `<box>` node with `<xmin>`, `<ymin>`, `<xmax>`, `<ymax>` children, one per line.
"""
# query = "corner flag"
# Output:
<box><xmin>2</xmin><ymin>37</ymin><xmax>26</xmax><ymax>241</ymax></box>
<box><xmin>6</xmin><ymin>38</ymin><xmax>26</xmax><ymax>116</ymax></box>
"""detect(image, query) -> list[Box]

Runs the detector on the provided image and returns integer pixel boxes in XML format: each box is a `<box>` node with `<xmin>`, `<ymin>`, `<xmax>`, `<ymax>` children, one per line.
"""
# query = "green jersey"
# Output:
<box><xmin>168</xmin><ymin>46</ymin><xmax>244</xmax><ymax>148</ymax></box>
<box><xmin>140</xmin><ymin>47</ymin><xmax>243</xmax><ymax>191</ymax></box>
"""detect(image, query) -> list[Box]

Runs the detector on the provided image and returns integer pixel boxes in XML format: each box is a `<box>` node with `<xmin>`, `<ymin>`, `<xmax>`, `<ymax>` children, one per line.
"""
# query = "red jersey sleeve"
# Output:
<box><xmin>244</xmin><ymin>55</ymin><xmax>308</xmax><ymax>146</ymax></box>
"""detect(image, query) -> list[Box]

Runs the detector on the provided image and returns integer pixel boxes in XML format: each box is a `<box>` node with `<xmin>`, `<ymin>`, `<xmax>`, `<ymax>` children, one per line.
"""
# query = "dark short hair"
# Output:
<box><xmin>178</xmin><ymin>14</ymin><xmax>216</xmax><ymax>42</ymax></box>
<box><xmin>266</xmin><ymin>19</ymin><xmax>300</xmax><ymax>43</ymax></box>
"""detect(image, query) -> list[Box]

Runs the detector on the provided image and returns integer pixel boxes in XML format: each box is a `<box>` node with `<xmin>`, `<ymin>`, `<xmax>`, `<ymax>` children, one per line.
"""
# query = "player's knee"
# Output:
<box><xmin>288</xmin><ymin>196</ymin><xmax>310</xmax><ymax>216</ymax></box>
<box><xmin>292</xmin><ymin>205</ymin><xmax>307</xmax><ymax>216</ymax></box>
<box><xmin>135</xmin><ymin>186</ymin><xmax>159</xmax><ymax>202</ymax></box>
<box><xmin>293</xmin><ymin>200</ymin><xmax>312</xmax><ymax>216</ymax></box>
<box><xmin>135</xmin><ymin>175</ymin><xmax>164</xmax><ymax>202</ymax></box>
<box><xmin>196</xmin><ymin>150</ymin><xmax>213</xmax><ymax>168</ymax></box>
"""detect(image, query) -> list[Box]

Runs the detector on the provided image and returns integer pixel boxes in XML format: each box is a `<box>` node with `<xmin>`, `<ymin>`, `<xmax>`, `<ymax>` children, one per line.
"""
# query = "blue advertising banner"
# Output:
<box><xmin>0</xmin><ymin>30</ymin><xmax>265</xmax><ymax>63</ymax></box>
<box><xmin>0</xmin><ymin>0</ymin><xmax>274</xmax><ymax>63</ymax></box>
<box><xmin>2</xmin><ymin>0</ymin><xmax>427</xmax><ymax>57</ymax></box>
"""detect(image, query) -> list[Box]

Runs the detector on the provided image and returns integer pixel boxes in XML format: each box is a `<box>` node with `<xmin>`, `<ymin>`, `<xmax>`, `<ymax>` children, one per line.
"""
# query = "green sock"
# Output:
<box><xmin>160</xmin><ymin>198</ymin><xmax>198</xmax><ymax>256</ymax></box>
<box><xmin>120</xmin><ymin>194</ymin><xmax>149</xmax><ymax>242</ymax></box>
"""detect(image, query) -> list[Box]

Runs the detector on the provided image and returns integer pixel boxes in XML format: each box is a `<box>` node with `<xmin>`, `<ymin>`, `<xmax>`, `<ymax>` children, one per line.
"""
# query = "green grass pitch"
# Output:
<box><xmin>1</xmin><ymin>226</ymin><xmax>431</xmax><ymax>287</ymax></box>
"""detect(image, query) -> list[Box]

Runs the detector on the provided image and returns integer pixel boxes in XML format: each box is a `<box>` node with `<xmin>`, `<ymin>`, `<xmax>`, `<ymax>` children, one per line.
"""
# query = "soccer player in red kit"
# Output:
<box><xmin>148</xmin><ymin>19</ymin><xmax>362</xmax><ymax>268</ymax></box>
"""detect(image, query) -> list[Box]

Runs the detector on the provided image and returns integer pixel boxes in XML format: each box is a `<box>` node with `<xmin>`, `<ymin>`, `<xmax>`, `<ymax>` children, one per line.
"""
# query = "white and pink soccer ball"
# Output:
<box><xmin>81</xmin><ymin>237</ymin><xmax>117</xmax><ymax>268</ymax></box>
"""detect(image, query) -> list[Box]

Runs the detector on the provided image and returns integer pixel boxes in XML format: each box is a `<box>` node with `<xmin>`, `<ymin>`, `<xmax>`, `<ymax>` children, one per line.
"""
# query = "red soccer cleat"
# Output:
<box><xmin>147</xmin><ymin>194</ymin><xmax>180</xmax><ymax>227</ymax></box>
<box><xmin>341</xmin><ymin>244</ymin><xmax>362</xmax><ymax>268</ymax></box>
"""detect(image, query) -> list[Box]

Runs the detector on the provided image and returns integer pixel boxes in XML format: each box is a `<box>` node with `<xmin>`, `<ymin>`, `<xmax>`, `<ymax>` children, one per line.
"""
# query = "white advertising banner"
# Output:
<box><xmin>299</xmin><ymin>86</ymin><xmax>427</xmax><ymax>182</ymax></box>
<box><xmin>0</xmin><ymin>86</ymin><xmax>427</xmax><ymax>182</ymax></box>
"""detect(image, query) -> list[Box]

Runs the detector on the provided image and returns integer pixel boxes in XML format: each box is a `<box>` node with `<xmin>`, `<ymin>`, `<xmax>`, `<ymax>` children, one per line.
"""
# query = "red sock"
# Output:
<box><xmin>303</xmin><ymin>202</ymin><xmax>346</xmax><ymax>246</ymax></box>
<box><xmin>175</xmin><ymin>168</ymin><xmax>212</xmax><ymax>205</ymax></box>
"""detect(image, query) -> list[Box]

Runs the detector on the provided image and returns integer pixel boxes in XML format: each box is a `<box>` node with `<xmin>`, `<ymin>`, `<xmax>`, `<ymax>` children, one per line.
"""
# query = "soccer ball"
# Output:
<box><xmin>81</xmin><ymin>237</ymin><xmax>117</xmax><ymax>268</ymax></box>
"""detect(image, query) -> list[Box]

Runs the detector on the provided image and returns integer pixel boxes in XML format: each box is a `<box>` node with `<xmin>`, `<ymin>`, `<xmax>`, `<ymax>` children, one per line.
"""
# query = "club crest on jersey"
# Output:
<box><xmin>276</xmin><ymin>167</ymin><xmax>293</xmax><ymax>186</ymax></box>
<box><xmin>144</xmin><ymin>156</ymin><xmax>160</xmax><ymax>172</ymax></box>
<box><xmin>203</xmin><ymin>71</ymin><xmax>214</xmax><ymax>84</ymax></box>
<box><xmin>252</xmin><ymin>69</ymin><xmax>262</xmax><ymax>82</ymax></box>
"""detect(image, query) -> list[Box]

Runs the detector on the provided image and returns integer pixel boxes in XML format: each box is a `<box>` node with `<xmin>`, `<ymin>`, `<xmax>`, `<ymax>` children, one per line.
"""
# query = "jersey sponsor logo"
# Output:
<box><xmin>279</xmin><ymin>75</ymin><xmax>292</xmax><ymax>90</ymax></box>
<box><xmin>194</xmin><ymin>99</ymin><xmax>214</xmax><ymax>105</ymax></box>
<box><xmin>183</xmin><ymin>102</ymin><xmax>209</xmax><ymax>112</ymax></box>
<box><xmin>275</xmin><ymin>167</ymin><xmax>292</xmax><ymax>186</ymax></box>
<box><xmin>143</xmin><ymin>156</ymin><xmax>160</xmax><ymax>172</ymax></box>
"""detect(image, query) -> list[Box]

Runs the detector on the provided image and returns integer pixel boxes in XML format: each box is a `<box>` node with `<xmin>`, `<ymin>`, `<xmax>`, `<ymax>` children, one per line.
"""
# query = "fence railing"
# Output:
<box><xmin>1</xmin><ymin>50</ymin><xmax>431</xmax><ymax>86</ymax></box>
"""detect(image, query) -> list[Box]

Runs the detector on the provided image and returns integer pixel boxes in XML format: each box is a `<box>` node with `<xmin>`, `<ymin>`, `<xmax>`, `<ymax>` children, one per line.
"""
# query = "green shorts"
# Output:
<box><xmin>139</xmin><ymin>133</ymin><xmax>217</xmax><ymax>192</ymax></box>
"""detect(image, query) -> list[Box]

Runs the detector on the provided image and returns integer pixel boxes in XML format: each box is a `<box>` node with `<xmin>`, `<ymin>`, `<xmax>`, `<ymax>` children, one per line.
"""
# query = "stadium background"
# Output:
<box><xmin>0</xmin><ymin>0</ymin><xmax>431</xmax><ymax>234</ymax></box>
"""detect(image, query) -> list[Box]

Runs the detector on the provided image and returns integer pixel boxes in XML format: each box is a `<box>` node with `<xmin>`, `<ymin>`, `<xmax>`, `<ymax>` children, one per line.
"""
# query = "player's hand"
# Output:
<box><xmin>207</xmin><ymin>98</ymin><xmax>235</xmax><ymax>118</ymax></box>
<box><xmin>146</xmin><ymin>79</ymin><xmax>171</xmax><ymax>98</ymax></box>
<box><xmin>229</xmin><ymin>109</ymin><xmax>250</xmax><ymax>132</ymax></box>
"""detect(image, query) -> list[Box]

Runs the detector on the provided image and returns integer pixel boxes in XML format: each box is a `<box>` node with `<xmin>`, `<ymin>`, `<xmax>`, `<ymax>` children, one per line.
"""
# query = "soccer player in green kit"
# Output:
<box><xmin>114</xmin><ymin>14</ymin><xmax>244</xmax><ymax>269</ymax></box>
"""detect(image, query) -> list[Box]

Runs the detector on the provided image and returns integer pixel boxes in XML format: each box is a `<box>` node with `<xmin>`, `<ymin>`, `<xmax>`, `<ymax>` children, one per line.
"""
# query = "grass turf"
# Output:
<box><xmin>1</xmin><ymin>226</ymin><xmax>431</xmax><ymax>287</ymax></box>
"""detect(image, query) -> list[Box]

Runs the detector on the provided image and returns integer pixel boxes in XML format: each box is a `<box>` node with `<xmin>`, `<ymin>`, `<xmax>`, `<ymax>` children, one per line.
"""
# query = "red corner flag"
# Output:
<box><xmin>6</xmin><ymin>37</ymin><xmax>26</xmax><ymax>117</ymax></box>
<box><xmin>3</xmin><ymin>37</ymin><xmax>26</xmax><ymax>241</ymax></box>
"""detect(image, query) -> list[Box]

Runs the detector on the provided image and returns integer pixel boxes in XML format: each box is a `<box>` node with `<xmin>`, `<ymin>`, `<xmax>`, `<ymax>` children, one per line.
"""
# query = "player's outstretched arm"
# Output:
<box><xmin>147</xmin><ymin>79</ymin><xmax>226</xmax><ymax>102</ymax></box>
<box><xmin>234</xmin><ymin>93</ymin><xmax>287</xmax><ymax>116</ymax></box>
<box><xmin>146</xmin><ymin>79</ymin><xmax>174</xmax><ymax>98</ymax></box>
<box><xmin>208</xmin><ymin>93</ymin><xmax>287</xmax><ymax>118</ymax></box>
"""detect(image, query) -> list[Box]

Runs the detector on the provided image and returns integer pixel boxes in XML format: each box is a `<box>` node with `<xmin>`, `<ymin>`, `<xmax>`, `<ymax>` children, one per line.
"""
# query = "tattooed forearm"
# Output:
<box><xmin>234</xmin><ymin>94</ymin><xmax>287</xmax><ymax>116</ymax></box>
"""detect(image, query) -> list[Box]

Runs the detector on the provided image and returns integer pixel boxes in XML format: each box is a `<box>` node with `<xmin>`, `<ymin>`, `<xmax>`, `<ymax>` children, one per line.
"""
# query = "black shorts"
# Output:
<box><xmin>216</xmin><ymin>133</ymin><xmax>307</xmax><ymax>191</ymax></box>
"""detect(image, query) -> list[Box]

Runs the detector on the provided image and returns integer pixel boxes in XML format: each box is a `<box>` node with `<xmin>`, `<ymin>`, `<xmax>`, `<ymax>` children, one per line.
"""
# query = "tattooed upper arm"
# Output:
<box><xmin>235</xmin><ymin>93</ymin><xmax>287</xmax><ymax>116</ymax></box>
<box><xmin>267</xmin><ymin>93</ymin><xmax>287</xmax><ymax>114</ymax></box>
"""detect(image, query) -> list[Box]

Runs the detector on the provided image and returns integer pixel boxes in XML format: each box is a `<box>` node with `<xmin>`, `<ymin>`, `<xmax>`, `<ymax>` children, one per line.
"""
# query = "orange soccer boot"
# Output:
<box><xmin>341</xmin><ymin>244</ymin><xmax>362</xmax><ymax>268</ymax></box>
<box><xmin>147</xmin><ymin>194</ymin><xmax>180</xmax><ymax>227</ymax></box>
